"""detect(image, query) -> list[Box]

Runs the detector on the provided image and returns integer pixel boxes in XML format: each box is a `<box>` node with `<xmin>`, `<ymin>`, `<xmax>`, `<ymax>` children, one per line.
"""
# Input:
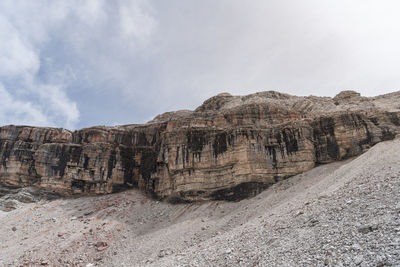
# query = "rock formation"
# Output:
<box><xmin>0</xmin><ymin>90</ymin><xmax>399</xmax><ymax>202</ymax></box>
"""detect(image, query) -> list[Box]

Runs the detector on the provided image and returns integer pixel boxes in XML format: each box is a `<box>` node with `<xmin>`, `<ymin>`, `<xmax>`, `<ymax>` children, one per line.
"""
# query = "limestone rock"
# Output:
<box><xmin>333</xmin><ymin>90</ymin><xmax>361</xmax><ymax>101</ymax></box>
<box><xmin>0</xmin><ymin>90</ymin><xmax>400</xmax><ymax>202</ymax></box>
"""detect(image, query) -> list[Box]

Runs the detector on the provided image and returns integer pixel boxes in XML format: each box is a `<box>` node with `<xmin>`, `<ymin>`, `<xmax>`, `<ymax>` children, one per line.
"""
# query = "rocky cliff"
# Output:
<box><xmin>1</xmin><ymin>90</ymin><xmax>399</xmax><ymax>202</ymax></box>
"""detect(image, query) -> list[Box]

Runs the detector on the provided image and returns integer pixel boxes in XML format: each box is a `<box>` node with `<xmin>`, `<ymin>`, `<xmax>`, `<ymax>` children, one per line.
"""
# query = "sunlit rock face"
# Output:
<box><xmin>1</xmin><ymin>90</ymin><xmax>399</xmax><ymax>202</ymax></box>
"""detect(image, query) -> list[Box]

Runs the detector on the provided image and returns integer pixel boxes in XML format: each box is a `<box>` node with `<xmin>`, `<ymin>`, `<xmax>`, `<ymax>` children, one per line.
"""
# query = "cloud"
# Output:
<box><xmin>76</xmin><ymin>0</ymin><xmax>106</xmax><ymax>26</ymax></box>
<box><xmin>119</xmin><ymin>0</ymin><xmax>156</xmax><ymax>42</ymax></box>
<box><xmin>149</xmin><ymin>0</ymin><xmax>400</xmax><ymax>99</ymax></box>
<box><xmin>34</xmin><ymin>83</ymin><xmax>80</xmax><ymax>129</ymax></box>
<box><xmin>0</xmin><ymin>84</ymin><xmax>49</xmax><ymax>126</ymax></box>
<box><xmin>1</xmin><ymin>0</ymin><xmax>400</xmax><ymax>129</ymax></box>
<box><xmin>0</xmin><ymin>0</ymin><xmax>84</xmax><ymax>128</ymax></box>
<box><xmin>0</xmin><ymin>15</ymin><xmax>39</xmax><ymax>79</ymax></box>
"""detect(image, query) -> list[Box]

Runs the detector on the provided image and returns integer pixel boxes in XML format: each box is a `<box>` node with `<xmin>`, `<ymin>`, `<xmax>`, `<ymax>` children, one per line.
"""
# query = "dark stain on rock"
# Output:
<box><xmin>54</xmin><ymin>146</ymin><xmax>69</xmax><ymax>177</ymax></box>
<box><xmin>312</xmin><ymin>117</ymin><xmax>339</xmax><ymax>162</ymax></box>
<box><xmin>370</xmin><ymin>117</ymin><xmax>379</xmax><ymax>126</ymax></box>
<box><xmin>175</xmin><ymin>146</ymin><xmax>179</xmax><ymax>166</ymax></box>
<box><xmin>358</xmin><ymin>116</ymin><xmax>373</xmax><ymax>146</ymax></box>
<box><xmin>213</xmin><ymin>132</ymin><xmax>228</xmax><ymax>157</ymax></box>
<box><xmin>137</xmin><ymin>132</ymin><xmax>150</xmax><ymax>146</ymax></box>
<box><xmin>27</xmin><ymin>160</ymin><xmax>40</xmax><ymax>182</ymax></box>
<box><xmin>112</xmin><ymin>183</ymin><xmax>131</xmax><ymax>193</ymax></box>
<box><xmin>69</xmin><ymin>146</ymin><xmax>82</xmax><ymax>164</ymax></box>
<box><xmin>71</xmin><ymin>131</ymin><xmax>82</xmax><ymax>144</ymax></box>
<box><xmin>0</xmin><ymin>141</ymin><xmax>12</xmax><ymax>168</ymax></box>
<box><xmin>210</xmin><ymin>182</ymin><xmax>271</xmax><ymax>201</ymax></box>
<box><xmin>182</xmin><ymin>146</ymin><xmax>186</xmax><ymax>168</ymax></box>
<box><xmin>265</xmin><ymin>145</ymin><xmax>278</xmax><ymax>169</ymax></box>
<box><xmin>388</xmin><ymin>112</ymin><xmax>400</xmax><ymax>126</ymax></box>
<box><xmin>227</xmin><ymin>133</ymin><xmax>235</xmax><ymax>146</ymax></box>
<box><xmin>83</xmin><ymin>154</ymin><xmax>89</xmax><ymax>169</ymax></box>
<box><xmin>339</xmin><ymin>114</ymin><xmax>359</xmax><ymax>128</ymax></box>
<box><xmin>381</xmin><ymin>128</ymin><xmax>396</xmax><ymax>141</ymax></box>
<box><xmin>187</xmin><ymin>130</ymin><xmax>207</xmax><ymax>151</ymax></box>
<box><xmin>107</xmin><ymin>149</ymin><xmax>116</xmax><ymax>179</ymax></box>
<box><xmin>71</xmin><ymin>179</ymin><xmax>98</xmax><ymax>193</ymax></box>
<box><xmin>282</xmin><ymin>129</ymin><xmax>298</xmax><ymax>155</ymax></box>
<box><xmin>151</xmin><ymin>178</ymin><xmax>157</xmax><ymax>190</ymax></box>
<box><xmin>119</xmin><ymin>146</ymin><xmax>136</xmax><ymax>184</ymax></box>
<box><xmin>139</xmin><ymin>149</ymin><xmax>158</xmax><ymax>184</ymax></box>
<box><xmin>71</xmin><ymin>179</ymin><xmax>85</xmax><ymax>192</ymax></box>
<box><xmin>166</xmin><ymin>195</ymin><xmax>193</xmax><ymax>204</ymax></box>
<box><xmin>326</xmin><ymin>138</ymin><xmax>339</xmax><ymax>159</ymax></box>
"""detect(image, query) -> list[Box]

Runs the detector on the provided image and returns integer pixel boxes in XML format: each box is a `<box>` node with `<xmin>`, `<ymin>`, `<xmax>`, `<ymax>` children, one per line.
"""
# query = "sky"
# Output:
<box><xmin>1</xmin><ymin>0</ymin><xmax>400</xmax><ymax>129</ymax></box>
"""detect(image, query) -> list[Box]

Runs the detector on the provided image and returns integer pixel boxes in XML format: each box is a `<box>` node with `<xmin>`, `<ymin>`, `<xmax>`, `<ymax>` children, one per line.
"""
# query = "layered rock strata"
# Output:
<box><xmin>0</xmin><ymin>90</ymin><xmax>399</xmax><ymax>201</ymax></box>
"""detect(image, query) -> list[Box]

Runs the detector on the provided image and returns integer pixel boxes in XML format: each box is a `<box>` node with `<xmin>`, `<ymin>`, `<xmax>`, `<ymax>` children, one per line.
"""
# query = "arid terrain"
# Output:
<box><xmin>1</xmin><ymin>90</ymin><xmax>400</xmax><ymax>203</ymax></box>
<box><xmin>1</xmin><ymin>137</ymin><xmax>399</xmax><ymax>266</ymax></box>
<box><xmin>2</xmin><ymin>1</ymin><xmax>400</xmax><ymax>265</ymax></box>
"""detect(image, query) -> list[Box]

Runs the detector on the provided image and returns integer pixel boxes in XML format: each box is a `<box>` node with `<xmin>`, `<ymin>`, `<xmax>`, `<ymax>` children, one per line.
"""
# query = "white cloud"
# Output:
<box><xmin>1</xmin><ymin>0</ymin><xmax>400</xmax><ymax>128</ymax></box>
<box><xmin>76</xmin><ymin>0</ymin><xmax>106</xmax><ymax>26</ymax></box>
<box><xmin>0</xmin><ymin>15</ymin><xmax>39</xmax><ymax>78</ymax></box>
<box><xmin>119</xmin><ymin>0</ymin><xmax>156</xmax><ymax>43</ymax></box>
<box><xmin>0</xmin><ymin>0</ymin><xmax>82</xmax><ymax>128</ymax></box>
<box><xmin>0</xmin><ymin>84</ymin><xmax>49</xmax><ymax>126</ymax></box>
<box><xmin>35</xmin><ymin>83</ymin><xmax>80</xmax><ymax>129</ymax></box>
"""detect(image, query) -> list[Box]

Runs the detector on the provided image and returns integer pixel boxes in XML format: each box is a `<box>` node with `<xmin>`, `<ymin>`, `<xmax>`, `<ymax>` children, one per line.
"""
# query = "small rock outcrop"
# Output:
<box><xmin>333</xmin><ymin>90</ymin><xmax>361</xmax><ymax>101</ymax></box>
<box><xmin>0</xmin><ymin>90</ymin><xmax>400</xmax><ymax>202</ymax></box>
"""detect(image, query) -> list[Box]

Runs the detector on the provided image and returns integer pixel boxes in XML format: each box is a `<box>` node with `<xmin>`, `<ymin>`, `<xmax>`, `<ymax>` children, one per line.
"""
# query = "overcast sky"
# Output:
<box><xmin>1</xmin><ymin>0</ymin><xmax>400</xmax><ymax>129</ymax></box>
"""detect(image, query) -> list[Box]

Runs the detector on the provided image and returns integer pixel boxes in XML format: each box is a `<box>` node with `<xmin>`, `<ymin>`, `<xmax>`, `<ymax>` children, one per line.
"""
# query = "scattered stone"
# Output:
<box><xmin>358</xmin><ymin>225</ymin><xmax>378</xmax><ymax>234</ymax></box>
<box><xmin>351</xmin><ymin>243</ymin><xmax>361</xmax><ymax>250</ymax></box>
<box><xmin>84</xmin><ymin>211</ymin><xmax>94</xmax><ymax>216</ymax></box>
<box><xmin>308</xmin><ymin>219</ymin><xmax>319</xmax><ymax>227</ymax></box>
<box><xmin>354</xmin><ymin>255</ymin><xmax>363</xmax><ymax>265</ymax></box>
<box><xmin>96</xmin><ymin>241</ymin><xmax>109</xmax><ymax>252</ymax></box>
<box><xmin>1</xmin><ymin>137</ymin><xmax>400</xmax><ymax>266</ymax></box>
<box><xmin>158</xmin><ymin>249</ymin><xmax>173</xmax><ymax>258</ymax></box>
<box><xmin>11</xmin><ymin>226</ymin><xmax>17</xmax><ymax>232</ymax></box>
<box><xmin>296</xmin><ymin>211</ymin><xmax>304</xmax><ymax>216</ymax></box>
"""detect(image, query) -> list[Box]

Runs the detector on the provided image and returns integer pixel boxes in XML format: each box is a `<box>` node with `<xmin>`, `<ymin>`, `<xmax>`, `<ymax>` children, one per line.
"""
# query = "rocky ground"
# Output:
<box><xmin>0</xmin><ymin>186</ymin><xmax>61</xmax><ymax>212</ymax></box>
<box><xmin>0</xmin><ymin>138</ymin><xmax>399</xmax><ymax>266</ymax></box>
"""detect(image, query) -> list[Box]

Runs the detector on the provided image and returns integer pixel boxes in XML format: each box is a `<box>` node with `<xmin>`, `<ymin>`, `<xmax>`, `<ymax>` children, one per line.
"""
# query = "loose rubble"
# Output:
<box><xmin>0</xmin><ymin>139</ymin><xmax>399</xmax><ymax>266</ymax></box>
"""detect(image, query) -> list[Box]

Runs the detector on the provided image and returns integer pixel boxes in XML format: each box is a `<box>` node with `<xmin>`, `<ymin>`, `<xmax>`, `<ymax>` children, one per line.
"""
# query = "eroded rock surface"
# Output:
<box><xmin>0</xmin><ymin>90</ymin><xmax>399</xmax><ymax>201</ymax></box>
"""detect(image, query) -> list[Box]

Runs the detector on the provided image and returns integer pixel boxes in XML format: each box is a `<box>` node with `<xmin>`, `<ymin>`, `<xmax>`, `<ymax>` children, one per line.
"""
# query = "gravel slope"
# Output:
<box><xmin>155</xmin><ymin>138</ymin><xmax>400</xmax><ymax>267</ymax></box>
<box><xmin>0</xmin><ymin>139</ymin><xmax>399</xmax><ymax>266</ymax></box>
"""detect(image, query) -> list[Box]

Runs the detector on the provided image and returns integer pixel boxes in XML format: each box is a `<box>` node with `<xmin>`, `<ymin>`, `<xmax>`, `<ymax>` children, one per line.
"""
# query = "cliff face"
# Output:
<box><xmin>1</xmin><ymin>90</ymin><xmax>400</xmax><ymax>202</ymax></box>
